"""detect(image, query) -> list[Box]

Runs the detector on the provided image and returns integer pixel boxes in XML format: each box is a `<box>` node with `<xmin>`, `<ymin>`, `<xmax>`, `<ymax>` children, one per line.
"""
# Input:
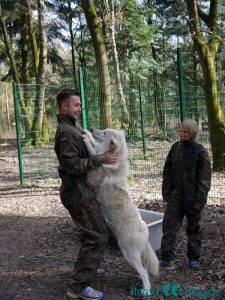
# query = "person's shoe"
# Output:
<box><xmin>159</xmin><ymin>259</ymin><xmax>176</xmax><ymax>270</ymax></box>
<box><xmin>96</xmin><ymin>268</ymin><xmax>105</xmax><ymax>277</ymax></box>
<box><xmin>67</xmin><ymin>286</ymin><xmax>104</xmax><ymax>299</ymax></box>
<box><xmin>189</xmin><ymin>259</ymin><xmax>200</xmax><ymax>269</ymax></box>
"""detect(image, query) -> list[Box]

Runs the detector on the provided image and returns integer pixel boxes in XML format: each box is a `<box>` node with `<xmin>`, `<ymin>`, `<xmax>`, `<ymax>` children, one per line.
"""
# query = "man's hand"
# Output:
<box><xmin>98</xmin><ymin>151</ymin><xmax>117</xmax><ymax>164</ymax></box>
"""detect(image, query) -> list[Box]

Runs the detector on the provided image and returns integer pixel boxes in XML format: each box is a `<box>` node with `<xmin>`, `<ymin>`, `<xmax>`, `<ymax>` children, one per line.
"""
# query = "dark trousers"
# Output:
<box><xmin>160</xmin><ymin>196</ymin><xmax>202</xmax><ymax>261</ymax></box>
<box><xmin>60</xmin><ymin>187</ymin><xmax>108</xmax><ymax>290</ymax></box>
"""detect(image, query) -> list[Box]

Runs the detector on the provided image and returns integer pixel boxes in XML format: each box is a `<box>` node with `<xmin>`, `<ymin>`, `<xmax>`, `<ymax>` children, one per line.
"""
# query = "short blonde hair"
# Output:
<box><xmin>181</xmin><ymin>119</ymin><xmax>199</xmax><ymax>140</ymax></box>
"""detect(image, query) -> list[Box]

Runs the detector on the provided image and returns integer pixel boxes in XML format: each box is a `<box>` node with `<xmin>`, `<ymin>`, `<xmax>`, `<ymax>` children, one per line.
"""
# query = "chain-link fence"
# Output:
<box><xmin>8</xmin><ymin>47</ymin><xmax>225</xmax><ymax>204</ymax></box>
<box><xmin>12</xmin><ymin>82</ymin><xmax>64</xmax><ymax>181</ymax></box>
<box><xmin>81</xmin><ymin>50</ymin><xmax>224</xmax><ymax>204</ymax></box>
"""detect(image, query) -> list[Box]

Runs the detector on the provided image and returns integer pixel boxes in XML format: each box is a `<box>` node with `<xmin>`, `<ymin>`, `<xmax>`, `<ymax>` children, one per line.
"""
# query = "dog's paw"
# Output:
<box><xmin>82</xmin><ymin>135</ymin><xmax>89</xmax><ymax>142</ymax></box>
<box><xmin>83</xmin><ymin>129</ymin><xmax>89</xmax><ymax>134</ymax></box>
<box><xmin>83</xmin><ymin>129</ymin><xmax>92</xmax><ymax>139</ymax></box>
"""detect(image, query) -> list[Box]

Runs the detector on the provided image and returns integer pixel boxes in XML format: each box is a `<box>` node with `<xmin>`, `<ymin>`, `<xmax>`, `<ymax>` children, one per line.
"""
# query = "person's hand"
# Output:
<box><xmin>98</xmin><ymin>151</ymin><xmax>117</xmax><ymax>164</ymax></box>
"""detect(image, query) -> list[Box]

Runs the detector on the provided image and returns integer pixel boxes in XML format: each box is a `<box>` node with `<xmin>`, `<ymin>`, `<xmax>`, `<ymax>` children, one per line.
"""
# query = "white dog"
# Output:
<box><xmin>82</xmin><ymin>128</ymin><xmax>159</xmax><ymax>290</ymax></box>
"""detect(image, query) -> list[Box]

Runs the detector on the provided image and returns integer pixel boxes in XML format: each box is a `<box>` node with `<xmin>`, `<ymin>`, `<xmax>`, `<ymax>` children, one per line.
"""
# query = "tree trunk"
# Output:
<box><xmin>190</xmin><ymin>49</ymin><xmax>202</xmax><ymax>127</ymax></box>
<box><xmin>200</xmin><ymin>50</ymin><xmax>225</xmax><ymax>169</ymax></box>
<box><xmin>69</xmin><ymin>24</ymin><xmax>77</xmax><ymax>89</ymax></box>
<box><xmin>151</xmin><ymin>46</ymin><xmax>166</xmax><ymax>132</ymax></box>
<box><xmin>186</xmin><ymin>0</ymin><xmax>225</xmax><ymax>170</ymax></box>
<box><xmin>127</xmin><ymin>78</ymin><xmax>138</xmax><ymax>141</ymax></box>
<box><xmin>37</xmin><ymin>0</ymin><xmax>48</xmax><ymax>144</ymax></box>
<box><xmin>67</xmin><ymin>0</ymin><xmax>77</xmax><ymax>89</ymax></box>
<box><xmin>106</xmin><ymin>0</ymin><xmax>129</xmax><ymax>128</ymax></box>
<box><xmin>31</xmin><ymin>0</ymin><xmax>49</xmax><ymax>145</ymax></box>
<box><xmin>20</xmin><ymin>4</ymin><xmax>29</xmax><ymax>84</ymax></box>
<box><xmin>0</xmin><ymin>5</ymin><xmax>32</xmax><ymax>134</ymax></box>
<box><xmin>78</xmin><ymin>13</ymin><xmax>86</xmax><ymax>68</ymax></box>
<box><xmin>20</xmin><ymin>2</ymin><xmax>32</xmax><ymax>139</ymax></box>
<box><xmin>81</xmin><ymin>0</ymin><xmax>112</xmax><ymax>128</ymax></box>
<box><xmin>24</xmin><ymin>0</ymin><xmax>39</xmax><ymax>80</ymax></box>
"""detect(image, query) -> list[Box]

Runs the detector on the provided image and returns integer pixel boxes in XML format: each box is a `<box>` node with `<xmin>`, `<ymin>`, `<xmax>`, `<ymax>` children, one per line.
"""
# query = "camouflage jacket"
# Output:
<box><xmin>162</xmin><ymin>141</ymin><xmax>211</xmax><ymax>208</ymax></box>
<box><xmin>54</xmin><ymin>114</ymin><xmax>102</xmax><ymax>193</ymax></box>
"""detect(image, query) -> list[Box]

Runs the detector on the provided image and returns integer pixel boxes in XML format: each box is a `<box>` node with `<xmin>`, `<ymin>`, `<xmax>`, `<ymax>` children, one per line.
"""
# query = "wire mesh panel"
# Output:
<box><xmin>13</xmin><ymin>83</ymin><xmax>61</xmax><ymax>181</ymax></box>
<box><xmin>82</xmin><ymin>59</ymin><xmax>224</xmax><ymax>205</ymax></box>
<box><xmin>12</xmin><ymin>48</ymin><xmax>225</xmax><ymax>204</ymax></box>
<box><xmin>180</xmin><ymin>49</ymin><xmax>225</xmax><ymax>204</ymax></box>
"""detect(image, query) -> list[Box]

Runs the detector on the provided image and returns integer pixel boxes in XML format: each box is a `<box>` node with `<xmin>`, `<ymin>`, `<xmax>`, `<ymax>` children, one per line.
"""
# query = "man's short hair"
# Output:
<box><xmin>56</xmin><ymin>88</ymin><xmax>80</xmax><ymax>106</ymax></box>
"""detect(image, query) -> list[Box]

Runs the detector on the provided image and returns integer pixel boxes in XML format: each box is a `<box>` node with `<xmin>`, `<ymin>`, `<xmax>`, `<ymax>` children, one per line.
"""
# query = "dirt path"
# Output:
<box><xmin>0</xmin><ymin>144</ymin><xmax>225</xmax><ymax>300</ymax></box>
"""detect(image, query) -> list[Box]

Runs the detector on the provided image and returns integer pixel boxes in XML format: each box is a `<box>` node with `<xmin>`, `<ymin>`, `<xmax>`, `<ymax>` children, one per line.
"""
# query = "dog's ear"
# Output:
<box><xmin>109</xmin><ymin>138</ymin><xmax>116</xmax><ymax>152</ymax></box>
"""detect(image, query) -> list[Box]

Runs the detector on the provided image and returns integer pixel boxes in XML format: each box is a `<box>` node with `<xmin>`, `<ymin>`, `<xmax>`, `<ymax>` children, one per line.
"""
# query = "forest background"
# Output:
<box><xmin>0</xmin><ymin>0</ymin><xmax>225</xmax><ymax>172</ymax></box>
<box><xmin>0</xmin><ymin>2</ymin><xmax>225</xmax><ymax>299</ymax></box>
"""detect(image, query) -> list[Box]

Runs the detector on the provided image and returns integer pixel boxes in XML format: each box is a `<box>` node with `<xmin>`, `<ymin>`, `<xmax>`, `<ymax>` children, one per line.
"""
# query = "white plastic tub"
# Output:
<box><xmin>139</xmin><ymin>209</ymin><xmax>164</xmax><ymax>251</ymax></box>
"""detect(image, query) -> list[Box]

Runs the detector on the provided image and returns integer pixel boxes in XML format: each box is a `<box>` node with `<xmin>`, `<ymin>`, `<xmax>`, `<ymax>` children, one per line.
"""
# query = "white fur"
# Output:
<box><xmin>82</xmin><ymin>129</ymin><xmax>159</xmax><ymax>289</ymax></box>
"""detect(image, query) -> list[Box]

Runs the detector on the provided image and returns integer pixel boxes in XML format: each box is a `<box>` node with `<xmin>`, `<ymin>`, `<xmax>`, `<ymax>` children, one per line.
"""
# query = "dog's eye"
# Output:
<box><xmin>104</xmin><ymin>132</ymin><xmax>106</xmax><ymax>135</ymax></box>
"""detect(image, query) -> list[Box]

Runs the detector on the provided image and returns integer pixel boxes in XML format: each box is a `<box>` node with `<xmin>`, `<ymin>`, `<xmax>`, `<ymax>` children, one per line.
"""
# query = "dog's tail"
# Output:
<box><xmin>141</xmin><ymin>241</ymin><xmax>159</xmax><ymax>277</ymax></box>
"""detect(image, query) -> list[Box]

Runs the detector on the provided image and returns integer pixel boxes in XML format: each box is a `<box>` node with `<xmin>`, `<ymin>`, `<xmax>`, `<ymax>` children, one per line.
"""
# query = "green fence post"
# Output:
<box><xmin>138</xmin><ymin>84</ymin><xmax>147</xmax><ymax>159</ymax></box>
<box><xmin>177</xmin><ymin>47</ymin><xmax>186</xmax><ymax>122</ymax></box>
<box><xmin>79</xmin><ymin>68</ymin><xmax>88</xmax><ymax>129</ymax></box>
<box><xmin>13</xmin><ymin>82</ymin><xmax>23</xmax><ymax>184</ymax></box>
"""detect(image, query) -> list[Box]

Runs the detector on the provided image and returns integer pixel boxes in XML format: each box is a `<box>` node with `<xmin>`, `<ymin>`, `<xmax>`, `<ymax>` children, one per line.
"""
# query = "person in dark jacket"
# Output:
<box><xmin>54</xmin><ymin>88</ymin><xmax>117</xmax><ymax>300</ymax></box>
<box><xmin>159</xmin><ymin>119</ymin><xmax>211</xmax><ymax>270</ymax></box>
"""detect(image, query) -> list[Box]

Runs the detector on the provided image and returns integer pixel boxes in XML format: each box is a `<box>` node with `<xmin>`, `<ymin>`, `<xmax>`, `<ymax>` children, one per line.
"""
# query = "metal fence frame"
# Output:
<box><xmin>8</xmin><ymin>47</ymin><xmax>225</xmax><ymax>203</ymax></box>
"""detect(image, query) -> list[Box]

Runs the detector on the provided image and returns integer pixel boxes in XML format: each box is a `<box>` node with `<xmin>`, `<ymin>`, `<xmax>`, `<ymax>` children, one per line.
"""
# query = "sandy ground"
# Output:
<box><xmin>0</xmin><ymin>142</ymin><xmax>225</xmax><ymax>300</ymax></box>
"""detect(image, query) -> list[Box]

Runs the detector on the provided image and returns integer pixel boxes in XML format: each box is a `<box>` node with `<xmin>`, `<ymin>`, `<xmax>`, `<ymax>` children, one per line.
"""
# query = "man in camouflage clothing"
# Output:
<box><xmin>54</xmin><ymin>88</ymin><xmax>117</xmax><ymax>299</ymax></box>
<box><xmin>160</xmin><ymin>119</ymin><xmax>211</xmax><ymax>270</ymax></box>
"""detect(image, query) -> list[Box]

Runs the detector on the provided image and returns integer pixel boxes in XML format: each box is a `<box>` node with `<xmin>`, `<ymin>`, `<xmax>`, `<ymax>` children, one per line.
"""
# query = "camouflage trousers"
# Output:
<box><xmin>60</xmin><ymin>183</ymin><xmax>108</xmax><ymax>290</ymax></box>
<box><xmin>160</xmin><ymin>195</ymin><xmax>202</xmax><ymax>261</ymax></box>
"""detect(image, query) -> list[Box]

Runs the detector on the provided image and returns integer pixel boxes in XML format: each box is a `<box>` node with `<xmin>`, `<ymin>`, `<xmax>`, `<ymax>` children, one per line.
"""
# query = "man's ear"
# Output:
<box><xmin>60</xmin><ymin>101</ymin><xmax>67</xmax><ymax>112</ymax></box>
<box><xmin>109</xmin><ymin>138</ymin><xmax>116</xmax><ymax>152</ymax></box>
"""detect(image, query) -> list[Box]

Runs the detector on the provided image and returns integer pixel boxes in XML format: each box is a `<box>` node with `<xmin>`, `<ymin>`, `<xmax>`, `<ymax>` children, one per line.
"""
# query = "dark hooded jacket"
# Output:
<box><xmin>162</xmin><ymin>140</ymin><xmax>211</xmax><ymax>209</ymax></box>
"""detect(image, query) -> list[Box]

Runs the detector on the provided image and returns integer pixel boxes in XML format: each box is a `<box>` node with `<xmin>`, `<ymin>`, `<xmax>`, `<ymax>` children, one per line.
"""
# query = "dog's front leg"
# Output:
<box><xmin>82</xmin><ymin>135</ymin><xmax>97</xmax><ymax>156</ymax></box>
<box><xmin>83</xmin><ymin>129</ymin><xmax>96</xmax><ymax>147</ymax></box>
